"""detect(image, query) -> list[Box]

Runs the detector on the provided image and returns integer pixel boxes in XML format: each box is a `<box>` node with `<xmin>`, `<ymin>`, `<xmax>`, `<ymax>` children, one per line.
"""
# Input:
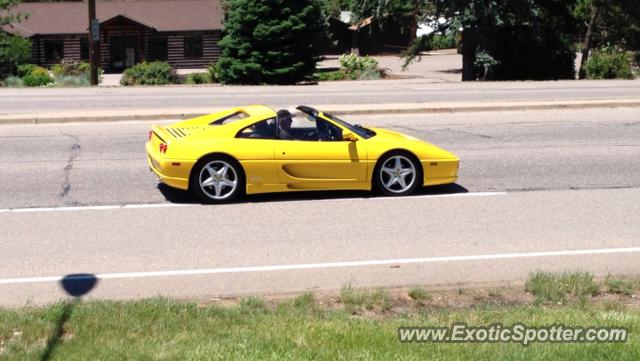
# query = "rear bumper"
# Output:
<box><xmin>146</xmin><ymin>142</ymin><xmax>191</xmax><ymax>190</ymax></box>
<box><xmin>422</xmin><ymin>158</ymin><xmax>459</xmax><ymax>186</ymax></box>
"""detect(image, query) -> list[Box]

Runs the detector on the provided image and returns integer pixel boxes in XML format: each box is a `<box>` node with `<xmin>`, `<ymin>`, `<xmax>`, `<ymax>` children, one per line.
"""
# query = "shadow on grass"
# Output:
<box><xmin>40</xmin><ymin>274</ymin><xmax>98</xmax><ymax>361</ymax></box>
<box><xmin>158</xmin><ymin>182</ymin><xmax>469</xmax><ymax>205</ymax></box>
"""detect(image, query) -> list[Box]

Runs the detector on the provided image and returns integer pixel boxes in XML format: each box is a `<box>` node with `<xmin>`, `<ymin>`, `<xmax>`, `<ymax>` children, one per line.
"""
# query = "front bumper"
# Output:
<box><xmin>422</xmin><ymin>158</ymin><xmax>459</xmax><ymax>186</ymax></box>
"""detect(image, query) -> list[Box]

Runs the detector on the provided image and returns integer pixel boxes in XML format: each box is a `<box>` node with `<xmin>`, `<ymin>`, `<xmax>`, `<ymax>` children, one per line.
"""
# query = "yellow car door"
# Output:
<box><xmin>274</xmin><ymin>139</ymin><xmax>368</xmax><ymax>190</ymax></box>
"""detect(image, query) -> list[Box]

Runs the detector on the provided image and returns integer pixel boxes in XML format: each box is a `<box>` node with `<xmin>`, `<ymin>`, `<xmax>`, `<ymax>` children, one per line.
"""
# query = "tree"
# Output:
<box><xmin>0</xmin><ymin>34</ymin><xmax>31</xmax><ymax>77</ymax></box>
<box><xmin>574</xmin><ymin>0</ymin><xmax>640</xmax><ymax>79</ymax></box>
<box><xmin>398</xmin><ymin>0</ymin><xmax>576</xmax><ymax>81</ymax></box>
<box><xmin>218</xmin><ymin>0</ymin><xmax>327</xmax><ymax>85</ymax></box>
<box><xmin>349</xmin><ymin>0</ymin><xmax>432</xmax><ymax>54</ymax></box>
<box><xmin>1</xmin><ymin>0</ymin><xmax>31</xmax><ymax>78</ymax></box>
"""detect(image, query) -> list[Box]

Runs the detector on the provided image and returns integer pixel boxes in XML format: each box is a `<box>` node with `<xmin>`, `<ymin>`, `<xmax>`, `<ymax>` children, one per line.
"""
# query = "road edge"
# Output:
<box><xmin>2</xmin><ymin>98</ymin><xmax>640</xmax><ymax>124</ymax></box>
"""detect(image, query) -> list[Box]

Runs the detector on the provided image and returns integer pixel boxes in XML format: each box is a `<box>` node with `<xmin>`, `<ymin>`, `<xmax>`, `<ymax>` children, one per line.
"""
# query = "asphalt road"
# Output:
<box><xmin>1</xmin><ymin>79</ymin><xmax>639</xmax><ymax>115</ymax></box>
<box><xmin>1</xmin><ymin>107</ymin><xmax>639</xmax><ymax>305</ymax></box>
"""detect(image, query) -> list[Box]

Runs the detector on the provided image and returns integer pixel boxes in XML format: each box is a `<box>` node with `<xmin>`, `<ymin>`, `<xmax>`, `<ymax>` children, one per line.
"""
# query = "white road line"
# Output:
<box><xmin>1</xmin><ymin>203</ymin><xmax>193</xmax><ymax>213</ymax></box>
<box><xmin>1</xmin><ymin>246</ymin><xmax>639</xmax><ymax>285</ymax></box>
<box><xmin>0</xmin><ymin>192</ymin><xmax>506</xmax><ymax>214</ymax></box>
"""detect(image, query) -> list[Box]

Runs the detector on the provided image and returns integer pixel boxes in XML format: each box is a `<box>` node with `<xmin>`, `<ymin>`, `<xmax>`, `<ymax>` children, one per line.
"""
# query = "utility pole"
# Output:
<box><xmin>88</xmin><ymin>0</ymin><xmax>99</xmax><ymax>85</ymax></box>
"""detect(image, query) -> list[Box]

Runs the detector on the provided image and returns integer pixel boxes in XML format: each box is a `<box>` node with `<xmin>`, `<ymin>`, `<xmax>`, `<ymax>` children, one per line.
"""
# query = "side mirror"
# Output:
<box><xmin>342</xmin><ymin>130</ymin><xmax>358</xmax><ymax>142</ymax></box>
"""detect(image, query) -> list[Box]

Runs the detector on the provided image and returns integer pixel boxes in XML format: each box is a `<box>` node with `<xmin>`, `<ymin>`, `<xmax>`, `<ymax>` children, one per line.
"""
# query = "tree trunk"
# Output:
<box><xmin>461</xmin><ymin>28</ymin><xmax>477</xmax><ymax>81</ymax></box>
<box><xmin>579</xmin><ymin>4</ymin><xmax>600</xmax><ymax>79</ymax></box>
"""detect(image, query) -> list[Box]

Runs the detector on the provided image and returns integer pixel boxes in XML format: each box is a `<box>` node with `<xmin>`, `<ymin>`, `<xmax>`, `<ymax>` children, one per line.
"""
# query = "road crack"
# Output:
<box><xmin>441</xmin><ymin>127</ymin><xmax>494</xmax><ymax>139</ymax></box>
<box><xmin>59</xmin><ymin>130</ymin><xmax>81</xmax><ymax>205</ymax></box>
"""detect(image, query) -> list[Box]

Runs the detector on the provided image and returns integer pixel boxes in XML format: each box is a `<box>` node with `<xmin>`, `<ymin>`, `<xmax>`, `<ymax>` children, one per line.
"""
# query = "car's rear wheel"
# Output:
<box><xmin>191</xmin><ymin>156</ymin><xmax>244</xmax><ymax>203</ymax></box>
<box><xmin>374</xmin><ymin>152</ymin><xmax>421</xmax><ymax>196</ymax></box>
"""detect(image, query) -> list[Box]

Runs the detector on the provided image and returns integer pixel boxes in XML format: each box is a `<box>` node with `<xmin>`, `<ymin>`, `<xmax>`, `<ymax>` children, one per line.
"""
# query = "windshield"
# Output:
<box><xmin>322</xmin><ymin>113</ymin><xmax>376</xmax><ymax>139</ymax></box>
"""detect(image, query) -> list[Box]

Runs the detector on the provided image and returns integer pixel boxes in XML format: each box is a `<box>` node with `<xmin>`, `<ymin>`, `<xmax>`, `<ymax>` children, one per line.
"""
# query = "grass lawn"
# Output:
<box><xmin>1</xmin><ymin>273</ymin><xmax>639</xmax><ymax>360</ymax></box>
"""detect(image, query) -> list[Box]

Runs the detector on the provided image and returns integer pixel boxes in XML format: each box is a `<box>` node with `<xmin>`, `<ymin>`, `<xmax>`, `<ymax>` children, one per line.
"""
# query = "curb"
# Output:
<box><xmin>2</xmin><ymin>98</ymin><xmax>640</xmax><ymax>125</ymax></box>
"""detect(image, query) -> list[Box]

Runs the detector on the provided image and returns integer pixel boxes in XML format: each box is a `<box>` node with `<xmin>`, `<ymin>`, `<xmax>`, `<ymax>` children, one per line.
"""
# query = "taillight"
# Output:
<box><xmin>159</xmin><ymin>143</ymin><xmax>167</xmax><ymax>154</ymax></box>
<box><xmin>148</xmin><ymin>130</ymin><xmax>153</xmax><ymax>141</ymax></box>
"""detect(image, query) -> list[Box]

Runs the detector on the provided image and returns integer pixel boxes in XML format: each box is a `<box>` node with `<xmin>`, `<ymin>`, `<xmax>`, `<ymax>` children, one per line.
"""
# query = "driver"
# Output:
<box><xmin>277</xmin><ymin>110</ymin><xmax>294</xmax><ymax>140</ymax></box>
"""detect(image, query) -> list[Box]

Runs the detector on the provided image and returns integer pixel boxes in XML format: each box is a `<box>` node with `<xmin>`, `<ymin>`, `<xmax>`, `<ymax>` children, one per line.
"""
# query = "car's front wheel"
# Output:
<box><xmin>374</xmin><ymin>152</ymin><xmax>422</xmax><ymax>196</ymax></box>
<box><xmin>191</xmin><ymin>156</ymin><xmax>244</xmax><ymax>203</ymax></box>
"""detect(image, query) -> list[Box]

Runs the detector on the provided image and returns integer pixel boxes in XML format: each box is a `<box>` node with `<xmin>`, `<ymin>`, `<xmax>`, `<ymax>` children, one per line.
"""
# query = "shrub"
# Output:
<box><xmin>17</xmin><ymin>63</ymin><xmax>38</xmax><ymax>78</ymax></box>
<box><xmin>51</xmin><ymin>59</ymin><xmax>91</xmax><ymax>77</ymax></box>
<box><xmin>54</xmin><ymin>75</ymin><xmax>90</xmax><ymax>87</ymax></box>
<box><xmin>339</xmin><ymin>54</ymin><xmax>378</xmax><ymax>75</ymax></box>
<box><xmin>586</xmin><ymin>47</ymin><xmax>635</xmax><ymax>79</ymax></box>
<box><xmin>1</xmin><ymin>75</ymin><xmax>24</xmax><ymax>87</ymax></box>
<box><xmin>184</xmin><ymin>72</ymin><xmax>213</xmax><ymax>84</ymax></box>
<box><xmin>21</xmin><ymin>66</ymin><xmax>54</xmax><ymax>86</ymax></box>
<box><xmin>120</xmin><ymin>61</ymin><xmax>175</xmax><ymax>86</ymax></box>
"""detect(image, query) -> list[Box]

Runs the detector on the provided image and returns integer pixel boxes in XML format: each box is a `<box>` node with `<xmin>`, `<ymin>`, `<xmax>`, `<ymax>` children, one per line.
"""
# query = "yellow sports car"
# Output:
<box><xmin>146</xmin><ymin>105</ymin><xmax>458</xmax><ymax>203</ymax></box>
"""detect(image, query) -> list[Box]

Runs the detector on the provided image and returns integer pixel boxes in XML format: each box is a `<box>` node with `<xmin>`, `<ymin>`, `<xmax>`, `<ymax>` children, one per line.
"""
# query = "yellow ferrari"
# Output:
<box><xmin>146</xmin><ymin>105</ymin><xmax>458</xmax><ymax>203</ymax></box>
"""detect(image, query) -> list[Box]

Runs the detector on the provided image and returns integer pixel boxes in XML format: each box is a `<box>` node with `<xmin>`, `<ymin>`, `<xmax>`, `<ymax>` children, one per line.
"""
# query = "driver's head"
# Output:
<box><xmin>277</xmin><ymin>110</ymin><xmax>292</xmax><ymax>131</ymax></box>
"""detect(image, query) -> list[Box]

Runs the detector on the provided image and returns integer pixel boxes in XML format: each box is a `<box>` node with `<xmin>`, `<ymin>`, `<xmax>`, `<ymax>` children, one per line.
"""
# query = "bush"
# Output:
<box><xmin>21</xmin><ymin>66</ymin><xmax>54</xmax><ymax>86</ymax></box>
<box><xmin>184</xmin><ymin>72</ymin><xmax>213</xmax><ymax>84</ymax></box>
<box><xmin>1</xmin><ymin>75</ymin><xmax>24</xmax><ymax>87</ymax></box>
<box><xmin>51</xmin><ymin>59</ymin><xmax>91</xmax><ymax>77</ymax></box>
<box><xmin>586</xmin><ymin>47</ymin><xmax>636</xmax><ymax>79</ymax></box>
<box><xmin>17</xmin><ymin>63</ymin><xmax>38</xmax><ymax>78</ymax></box>
<box><xmin>0</xmin><ymin>34</ymin><xmax>31</xmax><ymax>78</ymax></box>
<box><xmin>51</xmin><ymin>59</ymin><xmax>102</xmax><ymax>86</ymax></box>
<box><xmin>54</xmin><ymin>75</ymin><xmax>90</xmax><ymax>87</ymax></box>
<box><xmin>120</xmin><ymin>61</ymin><xmax>175</xmax><ymax>86</ymax></box>
<box><xmin>339</xmin><ymin>54</ymin><xmax>378</xmax><ymax>75</ymax></box>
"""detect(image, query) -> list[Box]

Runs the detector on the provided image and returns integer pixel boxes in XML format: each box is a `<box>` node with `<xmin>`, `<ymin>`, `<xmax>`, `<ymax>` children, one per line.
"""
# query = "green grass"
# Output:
<box><xmin>408</xmin><ymin>287</ymin><xmax>430</xmax><ymax>302</ymax></box>
<box><xmin>606</xmin><ymin>276</ymin><xmax>636</xmax><ymax>296</ymax></box>
<box><xmin>339</xmin><ymin>284</ymin><xmax>390</xmax><ymax>313</ymax></box>
<box><xmin>1</xmin><ymin>297</ymin><xmax>639</xmax><ymax>361</ymax></box>
<box><xmin>525</xmin><ymin>271</ymin><xmax>599</xmax><ymax>305</ymax></box>
<box><xmin>313</xmin><ymin>70</ymin><xmax>352</xmax><ymax>81</ymax></box>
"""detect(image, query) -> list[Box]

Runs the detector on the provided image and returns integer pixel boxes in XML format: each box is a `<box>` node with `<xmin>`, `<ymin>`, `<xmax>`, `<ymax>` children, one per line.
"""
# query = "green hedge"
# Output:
<box><xmin>121</xmin><ymin>61</ymin><xmax>176</xmax><ymax>86</ymax></box>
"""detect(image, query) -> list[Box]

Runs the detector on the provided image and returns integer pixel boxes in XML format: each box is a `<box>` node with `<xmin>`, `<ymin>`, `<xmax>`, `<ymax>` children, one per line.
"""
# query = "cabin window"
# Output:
<box><xmin>183</xmin><ymin>35</ymin><xmax>203</xmax><ymax>58</ymax></box>
<box><xmin>80</xmin><ymin>38</ymin><xmax>89</xmax><ymax>60</ymax></box>
<box><xmin>44</xmin><ymin>40</ymin><xmax>64</xmax><ymax>62</ymax></box>
<box><xmin>148</xmin><ymin>37</ymin><xmax>168</xmax><ymax>61</ymax></box>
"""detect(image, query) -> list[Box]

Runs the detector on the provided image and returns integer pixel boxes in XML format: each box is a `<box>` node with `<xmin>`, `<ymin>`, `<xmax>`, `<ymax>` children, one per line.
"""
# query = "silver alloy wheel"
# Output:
<box><xmin>379</xmin><ymin>155</ymin><xmax>417</xmax><ymax>194</ymax></box>
<box><xmin>198</xmin><ymin>160</ymin><xmax>238</xmax><ymax>200</ymax></box>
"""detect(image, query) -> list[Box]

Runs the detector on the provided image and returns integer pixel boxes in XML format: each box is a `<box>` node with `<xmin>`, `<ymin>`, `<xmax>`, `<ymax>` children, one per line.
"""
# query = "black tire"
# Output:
<box><xmin>373</xmin><ymin>151</ymin><xmax>422</xmax><ymax>196</ymax></box>
<box><xmin>190</xmin><ymin>155</ymin><xmax>245</xmax><ymax>203</ymax></box>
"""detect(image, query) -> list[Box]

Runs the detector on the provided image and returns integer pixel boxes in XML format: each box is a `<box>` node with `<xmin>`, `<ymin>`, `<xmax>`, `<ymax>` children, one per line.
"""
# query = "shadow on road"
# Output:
<box><xmin>158</xmin><ymin>182</ymin><xmax>469</xmax><ymax>205</ymax></box>
<box><xmin>40</xmin><ymin>274</ymin><xmax>98</xmax><ymax>361</ymax></box>
<box><xmin>438</xmin><ymin>68</ymin><xmax>462</xmax><ymax>74</ymax></box>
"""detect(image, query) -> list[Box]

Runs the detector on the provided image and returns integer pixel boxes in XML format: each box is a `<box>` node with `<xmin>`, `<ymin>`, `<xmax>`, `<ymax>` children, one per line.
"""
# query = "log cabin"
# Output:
<box><xmin>3</xmin><ymin>0</ymin><xmax>224</xmax><ymax>72</ymax></box>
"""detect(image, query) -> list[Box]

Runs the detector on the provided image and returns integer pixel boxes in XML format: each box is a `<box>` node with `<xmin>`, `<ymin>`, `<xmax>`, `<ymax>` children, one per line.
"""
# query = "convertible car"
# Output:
<box><xmin>146</xmin><ymin>105</ymin><xmax>458</xmax><ymax>203</ymax></box>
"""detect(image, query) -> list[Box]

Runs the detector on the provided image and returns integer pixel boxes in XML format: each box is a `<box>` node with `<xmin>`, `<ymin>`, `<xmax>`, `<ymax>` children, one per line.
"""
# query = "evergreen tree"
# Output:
<box><xmin>1</xmin><ymin>0</ymin><xmax>31</xmax><ymax>78</ymax></box>
<box><xmin>218</xmin><ymin>0</ymin><xmax>327</xmax><ymax>84</ymax></box>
